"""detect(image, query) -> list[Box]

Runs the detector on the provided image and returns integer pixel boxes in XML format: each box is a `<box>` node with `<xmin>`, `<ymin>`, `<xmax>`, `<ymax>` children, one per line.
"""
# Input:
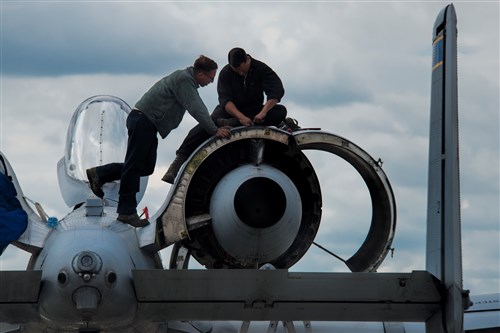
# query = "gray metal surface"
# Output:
<box><xmin>133</xmin><ymin>269</ymin><xmax>441</xmax><ymax>322</ymax></box>
<box><xmin>292</xmin><ymin>130</ymin><xmax>397</xmax><ymax>272</ymax></box>
<box><xmin>425</xmin><ymin>4</ymin><xmax>468</xmax><ymax>333</ymax></box>
<box><xmin>0</xmin><ymin>271</ymin><xmax>41</xmax><ymax>323</ymax></box>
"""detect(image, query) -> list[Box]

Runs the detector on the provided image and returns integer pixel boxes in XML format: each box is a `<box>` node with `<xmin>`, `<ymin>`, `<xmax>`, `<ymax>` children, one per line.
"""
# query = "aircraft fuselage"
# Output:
<box><xmin>32</xmin><ymin>205</ymin><xmax>158</xmax><ymax>331</ymax></box>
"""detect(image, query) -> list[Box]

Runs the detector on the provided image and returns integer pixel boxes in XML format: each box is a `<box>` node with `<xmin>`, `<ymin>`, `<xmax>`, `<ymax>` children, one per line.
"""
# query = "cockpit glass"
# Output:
<box><xmin>65</xmin><ymin>96</ymin><xmax>131</xmax><ymax>181</ymax></box>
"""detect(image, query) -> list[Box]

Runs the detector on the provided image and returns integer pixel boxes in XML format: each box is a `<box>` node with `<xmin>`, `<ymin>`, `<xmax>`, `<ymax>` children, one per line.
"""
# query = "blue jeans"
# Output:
<box><xmin>96</xmin><ymin>110</ymin><xmax>158</xmax><ymax>215</ymax></box>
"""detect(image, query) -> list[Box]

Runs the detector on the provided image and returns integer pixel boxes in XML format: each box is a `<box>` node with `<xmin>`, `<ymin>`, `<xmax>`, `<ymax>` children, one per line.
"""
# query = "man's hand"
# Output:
<box><xmin>254</xmin><ymin>99</ymin><xmax>278</xmax><ymax>124</ymax></box>
<box><xmin>239</xmin><ymin>116</ymin><xmax>254</xmax><ymax>127</ymax></box>
<box><xmin>215</xmin><ymin>126</ymin><xmax>231</xmax><ymax>138</ymax></box>
<box><xmin>253</xmin><ymin>111</ymin><xmax>266</xmax><ymax>124</ymax></box>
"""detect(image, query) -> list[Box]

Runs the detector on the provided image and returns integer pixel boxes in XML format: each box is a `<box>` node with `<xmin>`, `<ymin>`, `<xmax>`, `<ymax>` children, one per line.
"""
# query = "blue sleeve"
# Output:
<box><xmin>0</xmin><ymin>173</ymin><xmax>28</xmax><ymax>254</ymax></box>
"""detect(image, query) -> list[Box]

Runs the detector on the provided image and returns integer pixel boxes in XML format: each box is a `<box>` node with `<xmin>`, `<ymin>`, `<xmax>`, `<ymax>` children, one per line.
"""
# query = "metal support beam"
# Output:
<box><xmin>133</xmin><ymin>269</ymin><xmax>442</xmax><ymax>322</ymax></box>
<box><xmin>0</xmin><ymin>271</ymin><xmax>42</xmax><ymax>323</ymax></box>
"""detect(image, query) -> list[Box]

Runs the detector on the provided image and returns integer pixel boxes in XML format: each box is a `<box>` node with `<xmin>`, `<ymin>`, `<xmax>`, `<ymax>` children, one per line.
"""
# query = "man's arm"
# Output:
<box><xmin>253</xmin><ymin>98</ymin><xmax>278</xmax><ymax>124</ymax></box>
<box><xmin>254</xmin><ymin>61</ymin><xmax>284</xmax><ymax>124</ymax></box>
<box><xmin>225</xmin><ymin>101</ymin><xmax>253</xmax><ymax>126</ymax></box>
<box><xmin>176</xmin><ymin>78</ymin><xmax>230</xmax><ymax>137</ymax></box>
<box><xmin>260</xmin><ymin>62</ymin><xmax>285</xmax><ymax>102</ymax></box>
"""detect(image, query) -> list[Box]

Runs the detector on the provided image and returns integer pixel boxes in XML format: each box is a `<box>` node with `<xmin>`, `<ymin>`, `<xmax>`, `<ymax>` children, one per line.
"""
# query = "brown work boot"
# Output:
<box><xmin>117</xmin><ymin>213</ymin><xmax>149</xmax><ymax>228</ymax></box>
<box><xmin>162</xmin><ymin>154</ymin><xmax>188</xmax><ymax>184</ymax></box>
<box><xmin>86</xmin><ymin>167</ymin><xmax>104</xmax><ymax>198</ymax></box>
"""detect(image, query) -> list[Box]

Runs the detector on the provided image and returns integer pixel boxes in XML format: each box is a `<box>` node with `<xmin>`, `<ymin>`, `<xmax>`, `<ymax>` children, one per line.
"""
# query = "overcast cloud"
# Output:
<box><xmin>0</xmin><ymin>1</ymin><xmax>498</xmax><ymax>297</ymax></box>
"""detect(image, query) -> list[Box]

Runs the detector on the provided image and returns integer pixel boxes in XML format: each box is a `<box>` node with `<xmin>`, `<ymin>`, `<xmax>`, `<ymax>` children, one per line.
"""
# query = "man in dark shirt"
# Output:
<box><xmin>86</xmin><ymin>55</ymin><xmax>231</xmax><ymax>227</ymax></box>
<box><xmin>162</xmin><ymin>47</ymin><xmax>287</xmax><ymax>184</ymax></box>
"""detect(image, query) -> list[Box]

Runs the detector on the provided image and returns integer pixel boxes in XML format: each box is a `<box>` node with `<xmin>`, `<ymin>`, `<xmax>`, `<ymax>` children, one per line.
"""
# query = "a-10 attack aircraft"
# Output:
<box><xmin>1</xmin><ymin>4</ymin><xmax>499</xmax><ymax>333</ymax></box>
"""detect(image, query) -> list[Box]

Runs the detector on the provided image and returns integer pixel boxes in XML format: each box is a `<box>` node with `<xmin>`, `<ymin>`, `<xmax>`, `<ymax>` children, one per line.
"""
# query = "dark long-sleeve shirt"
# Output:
<box><xmin>217</xmin><ymin>56</ymin><xmax>284</xmax><ymax>114</ymax></box>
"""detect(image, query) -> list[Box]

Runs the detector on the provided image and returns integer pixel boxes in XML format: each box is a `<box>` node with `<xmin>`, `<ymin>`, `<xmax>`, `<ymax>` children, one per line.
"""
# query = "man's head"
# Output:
<box><xmin>194</xmin><ymin>55</ymin><xmax>218</xmax><ymax>87</ymax></box>
<box><xmin>228</xmin><ymin>47</ymin><xmax>251</xmax><ymax>76</ymax></box>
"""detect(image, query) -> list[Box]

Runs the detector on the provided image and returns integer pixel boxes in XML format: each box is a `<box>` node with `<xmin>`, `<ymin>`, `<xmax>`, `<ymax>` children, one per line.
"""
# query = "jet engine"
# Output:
<box><xmin>158</xmin><ymin>127</ymin><xmax>396</xmax><ymax>272</ymax></box>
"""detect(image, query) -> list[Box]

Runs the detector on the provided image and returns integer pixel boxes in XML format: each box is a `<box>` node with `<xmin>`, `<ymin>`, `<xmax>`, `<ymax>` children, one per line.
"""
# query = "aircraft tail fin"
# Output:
<box><xmin>425</xmin><ymin>3</ymin><xmax>470</xmax><ymax>332</ymax></box>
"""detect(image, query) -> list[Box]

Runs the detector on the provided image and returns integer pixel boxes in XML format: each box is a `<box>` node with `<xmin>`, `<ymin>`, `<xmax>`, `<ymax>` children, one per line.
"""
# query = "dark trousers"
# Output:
<box><xmin>176</xmin><ymin>104</ymin><xmax>287</xmax><ymax>157</ymax></box>
<box><xmin>96</xmin><ymin>110</ymin><xmax>158</xmax><ymax>215</ymax></box>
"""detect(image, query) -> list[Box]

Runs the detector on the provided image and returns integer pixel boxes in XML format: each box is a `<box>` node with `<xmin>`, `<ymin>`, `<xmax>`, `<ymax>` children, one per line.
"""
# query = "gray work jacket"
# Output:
<box><xmin>135</xmin><ymin>67</ymin><xmax>218</xmax><ymax>139</ymax></box>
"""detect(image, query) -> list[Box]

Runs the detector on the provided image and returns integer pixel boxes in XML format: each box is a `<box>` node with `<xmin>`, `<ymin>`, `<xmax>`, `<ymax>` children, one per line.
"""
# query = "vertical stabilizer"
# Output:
<box><xmin>426</xmin><ymin>4</ymin><xmax>468</xmax><ymax>333</ymax></box>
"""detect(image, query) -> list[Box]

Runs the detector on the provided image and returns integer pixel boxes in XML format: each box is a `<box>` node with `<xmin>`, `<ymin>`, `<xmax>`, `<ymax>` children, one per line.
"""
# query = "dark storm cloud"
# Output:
<box><xmin>1</xmin><ymin>2</ymin><xmax>191</xmax><ymax>76</ymax></box>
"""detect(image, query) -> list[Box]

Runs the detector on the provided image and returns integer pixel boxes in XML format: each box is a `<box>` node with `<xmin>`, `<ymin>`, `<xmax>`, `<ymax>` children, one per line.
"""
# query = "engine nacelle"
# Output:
<box><xmin>159</xmin><ymin>127</ymin><xmax>396</xmax><ymax>272</ymax></box>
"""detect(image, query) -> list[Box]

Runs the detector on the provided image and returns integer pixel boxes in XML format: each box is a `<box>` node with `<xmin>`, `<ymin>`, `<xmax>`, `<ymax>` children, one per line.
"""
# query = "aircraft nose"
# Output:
<box><xmin>37</xmin><ymin>227</ymin><xmax>139</xmax><ymax>328</ymax></box>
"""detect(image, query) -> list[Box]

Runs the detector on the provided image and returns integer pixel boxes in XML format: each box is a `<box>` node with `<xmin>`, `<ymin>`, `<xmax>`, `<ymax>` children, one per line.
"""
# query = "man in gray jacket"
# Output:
<box><xmin>86</xmin><ymin>55</ymin><xmax>231</xmax><ymax>227</ymax></box>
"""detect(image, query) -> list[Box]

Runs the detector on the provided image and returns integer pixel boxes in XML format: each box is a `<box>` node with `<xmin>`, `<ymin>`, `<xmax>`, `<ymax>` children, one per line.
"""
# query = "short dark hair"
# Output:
<box><xmin>228</xmin><ymin>47</ymin><xmax>247</xmax><ymax>67</ymax></box>
<box><xmin>194</xmin><ymin>55</ymin><xmax>218</xmax><ymax>73</ymax></box>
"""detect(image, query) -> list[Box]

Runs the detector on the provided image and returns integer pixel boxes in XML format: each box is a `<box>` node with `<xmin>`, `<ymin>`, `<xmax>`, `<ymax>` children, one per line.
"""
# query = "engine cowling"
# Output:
<box><xmin>159</xmin><ymin>127</ymin><xmax>396</xmax><ymax>272</ymax></box>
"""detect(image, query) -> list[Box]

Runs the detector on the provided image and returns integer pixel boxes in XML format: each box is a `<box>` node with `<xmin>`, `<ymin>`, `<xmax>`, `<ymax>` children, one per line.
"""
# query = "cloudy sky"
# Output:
<box><xmin>0</xmin><ymin>0</ymin><xmax>498</xmax><ymax>297</ymax></box>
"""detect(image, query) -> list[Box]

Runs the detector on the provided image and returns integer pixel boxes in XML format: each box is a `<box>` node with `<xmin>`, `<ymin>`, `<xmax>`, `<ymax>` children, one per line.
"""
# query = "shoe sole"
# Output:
<box><xmin>86</xmin><ymin>168</ymin><xmax>104</xmax><ymax>198</ymax></box>
<box><xmin>161</xmin><ymin>174</ymin><xmax>175</xmax><ymax>184</ymax></box>
<box><xmin>117</xmin><ymin>218</ymin><xmax>150</xmax><ymax>228</ymax></box>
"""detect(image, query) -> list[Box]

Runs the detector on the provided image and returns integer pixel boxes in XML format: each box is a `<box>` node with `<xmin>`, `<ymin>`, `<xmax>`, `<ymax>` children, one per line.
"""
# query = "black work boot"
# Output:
<box><xmin>117</xmin><ymin>213</ymin><xmax>149</xmax><ymax>228</ymax></box>
<box><xmin>162</xmin><ymin>154</ymin><xmax>188</xmax><ymax>184</ymax></box>
<box><xmin>279</xmin><ymin>117</ymin><xmax>301</xmax><ymax>132</ymax></box>
<box><xmin>86</xmin><ymin>167</ymin><xmax>104</xmax><ymax>198</ymax></box>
